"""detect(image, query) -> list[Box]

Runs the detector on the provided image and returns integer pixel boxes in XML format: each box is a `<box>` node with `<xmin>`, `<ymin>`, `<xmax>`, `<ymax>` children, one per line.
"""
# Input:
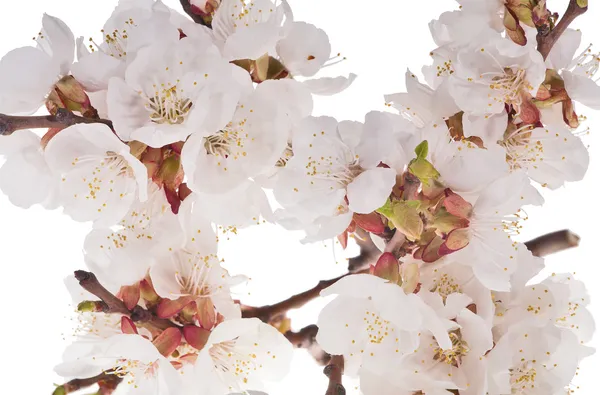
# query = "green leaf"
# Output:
<box><xmin>577</xmin><ymin>0</ymin><xmax>588</xmax><ymax>8</ymax></box>
<box><xmin>414</xmin><ymin>140</ymin><xmax>429</xmax><ymax>159</ymax></box>
<box><xmin>391</xmin><ymin>201</ymin><xmax>424</xmax><ymax>241</ymax></box>
<box><xmin>408</xmin><ymin>157</ymin><xmax>440</xmax><ymax>186</ymax></box>
<box><xmin>376</xmin><ymin>199</ymin><xmax>394</xmax><ymax>218</ymax></box>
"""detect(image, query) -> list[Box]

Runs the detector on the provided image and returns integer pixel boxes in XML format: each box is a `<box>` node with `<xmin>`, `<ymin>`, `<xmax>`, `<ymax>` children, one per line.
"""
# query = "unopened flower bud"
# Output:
<box><xmin>47</xmin><ymin>76</ymin><xmax>97</xmax><ymax>118</ymax></box>
<box><xmin>77</xmin><ymin>300</ymin><xmax>109</xmax><ymax>313</ymax></box>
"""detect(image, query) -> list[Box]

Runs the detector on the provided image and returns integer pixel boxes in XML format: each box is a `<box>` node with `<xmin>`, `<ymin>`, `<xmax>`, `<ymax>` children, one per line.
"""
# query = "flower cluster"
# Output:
<box><xmin>0</xmin><ymin>0</ymin><xmax>596</xmax><ymax>395</ymax></box>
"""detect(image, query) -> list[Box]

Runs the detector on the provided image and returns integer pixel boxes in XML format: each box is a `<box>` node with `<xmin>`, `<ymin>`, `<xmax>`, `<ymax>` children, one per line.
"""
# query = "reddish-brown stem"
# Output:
<box><xmin>53</xmin><ymin>372</ymin><xmax>121</xmax><ymax>395</ymax></box>
<box><xmin>324</xmin><ymin>355</ymin><xmax>345</xmax><ymax>395</ymax></box>
<box><xmin>74</xmin><ymin>270</ymin><xmax>176</xmax><ymax>330</ymax></box>
<box><xmin>243</xmin><ymin>230</ymin><xmax>580</xmax><ymax>323</ymax></box>
<box><xmin>523</xmin><ymin>229</ymin><xmax>580</xmax><ymax>257</ymax></box>
<box><xmin>0</xmin><ymin>108</ymin><xmax>113</xmax><ymax>136</ymax></box>
<box><xmin>537</xmin><ymin>0</ymin><xmax>588</xmax><ymax>59</ymax></box>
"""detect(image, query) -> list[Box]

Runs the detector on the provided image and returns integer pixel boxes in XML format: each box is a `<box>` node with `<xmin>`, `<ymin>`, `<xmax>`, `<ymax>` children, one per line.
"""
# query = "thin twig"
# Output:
<box><xmin>537</xmin><ymin>0</ymin><xmax>588</xmax><ymax>59</ymax></box>
<box><xmin>0</xmin><ymin>108</ymin><xmax>113</xmax><ymax>136</ymax></box>
<box><xmin>74</xmin><ymin>271</ymin><xmax>176</xmax><ymax>330</ymax></box>
<box><xmin>243</xmin><ymin>230</ymin><xmax>580</xmax><ymax>323</ymax></box>
<box><xmin>324</xmin><ymin>355</ymin><xmax>345</xmax><ymax>395</ymax></box>
<box><xmin>53</xmin><ymin>372</ymin><xmax>121</xmax><ymax>395</ymax></box>
<box><xmin>524</xmin><ymin>229</ymin><xmax>580</xmax><ymax>257</ymax></box>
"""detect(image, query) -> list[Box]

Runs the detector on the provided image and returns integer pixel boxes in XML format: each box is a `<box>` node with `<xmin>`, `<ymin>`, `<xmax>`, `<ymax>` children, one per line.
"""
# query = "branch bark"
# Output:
<box><xmin>523</xmin><ymin>229</ymin><xmax>580</xmax><ymax>257</ymax></box>
<box><xmin>323</xmin><ymin>355</ymin><xmax>345</xmax><ymax>395</ymax></box>
<box><xmin>74</xmin><ymin>270</ymin><xmax>176</xmax><ymax>330</ymax></box>
<box><xmin>53</xmin><ymin>372</ymin><xmax>121</xmax><ymax>395</ymax></box>
<box><xmin>0</xmin><ymin>108</ymin><xmax>113</xmax><ymax>136</ymax></box>
<box><xmin>243</xmin><ymin>230</ymin><xmax>580</xmax><ymax>323</ymax></box>
<box><xmin>537</xmin><ymin>0</ymin><xmax>588</xmax><ymax>59</ymax></box>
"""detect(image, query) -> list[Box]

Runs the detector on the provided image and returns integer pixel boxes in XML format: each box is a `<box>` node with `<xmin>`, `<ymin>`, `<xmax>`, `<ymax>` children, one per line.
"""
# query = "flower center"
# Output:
<box><xmin>571</xmin><ymin>44</ymin><xmax>600</xmax><ymax>81</ymax></box>
<box><xmin>500</xmin><ymin>124</ymin><xmax>540</xmax><ymax>171</ymax></box>
<box><xmin>175</xmin><ymin>253</ymin><xmax>223</xmax><ymax>298</ymax></box>
<box><xmin>488</xmin><ymin>67</ymin><xmax>528</xmax><ymax>105</ymax></box>
<box><xmin>509</xmin><ymin>361</ymin><xmax>538</xmax><ymax>393</ymax></box>
<box><xmin>305</xmin><ymin>154</ymin><xmax>363</xmax><ymax>187</ymax></box>
<box><xmin>431</xmin><ymin>273</ymin><xmax>463</xmax><ymax>302</ymax></box>
<box><xmin>204</xmin><ymin>126</ymin><xmax>249</xmax><ymax>161</ymax></box>
<box><xmin>144</xmin><ymin>85</ymin><xmax>193</xmax><ymax>125</ymax></box>
<box><xmin>364</xmin><ymin>310</ymin><xmax>393</xmax><ymax>344</ymax></box>
<box><xmin>209</xmin><ymin>340</ymin><xmax>261</xmax><ymax>387</ymax></box>
<box><xmin>110</xmin><ymin>359</ymin><xmax>159</xmax><ymax>380</ymax></box>
<box><xmin>432</xmin><ymin>331</ymin><xmax>470</xmax><ymax>367</ymax></box>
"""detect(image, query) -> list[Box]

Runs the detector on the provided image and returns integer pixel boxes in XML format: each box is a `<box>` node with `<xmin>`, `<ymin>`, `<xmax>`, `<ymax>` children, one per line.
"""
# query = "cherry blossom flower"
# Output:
<box><xmin>449</xmin><ymin>35</ymin><xmax>545</xmax><ymax>121</ymax></box>
<box><xmin>193</xmin><ymin>318</ymin><xmax>293</xmax><ymax>394</ymax></box>
<box><xmin>274</xmin><ymin>112</ymin><xmax>397</xmax><ymax>241</ymax></box>
<box><xmin>0</xmin><ymin>14</ymin><xmax>74</xmax><ymax>114</ymax></box>
<box><xmin>44</xmin><ymin>123</ymin><xmax>148</xmax><ymax>228</ymax></box>
<box><xmin>108</xmin><ymin>35</ymin><xmax>247</xmax><ymax>147</ymax></box>
<box><xmin>56</xmin><ymin>334</ymin><xmax>182</xmax><ymax>395</ymax></box>
<box><xmin>84</xmin><ymin>182</ymin><xmax>182</xmax><ymax>287</ymax></box>
<box><xmin>316</xmin><ymin>274</ymin><xmax>452</xmax><ymax>376</ymax></box>
<box><xmin>181</xmin><ymin>80</ymin><xmax>291</xmax><ymax>194</ymax></box>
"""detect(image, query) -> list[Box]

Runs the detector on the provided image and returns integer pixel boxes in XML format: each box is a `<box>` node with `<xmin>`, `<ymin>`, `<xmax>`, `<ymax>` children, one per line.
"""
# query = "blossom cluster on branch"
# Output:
<box><xmin>0</xmin><ymin>0</ymin><xmax>596</xmax><ymax>394</ymax></box>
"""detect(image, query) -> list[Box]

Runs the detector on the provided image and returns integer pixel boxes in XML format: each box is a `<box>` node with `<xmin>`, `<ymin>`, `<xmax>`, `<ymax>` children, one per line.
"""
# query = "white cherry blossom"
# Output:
<box><xmin>0</xmin><ymin>14</ymin><xmax>74</xmax><ymax>114</ymax></box>
<box><xmin>108</xmin><ymin>35</ymin><xmax>248</xmax><ymax>147</ymax></box>
<box><xmin>44</xmin><ymin>123</ymin><xmax>148</xmax><ymax>228</ymax></box>
<box><xmin>193</xmin><ymin>318</ymin><xmax>293</xmax><ymax>394</ymax></box>
<box><xmin>56</xmin><ymin>334</ymin><xmax>182</xmax><ymax>395</ymax></box>
<box><xmin>274</xmin><ymin>112</ymin><xmax>397</xmax><ymax>240</ymax></box>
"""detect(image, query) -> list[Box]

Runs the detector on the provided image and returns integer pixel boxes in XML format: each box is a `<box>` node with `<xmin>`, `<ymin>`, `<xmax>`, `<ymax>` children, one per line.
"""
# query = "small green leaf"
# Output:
<box><xmin>577</xmin><ymin>0</ymin><xmax>588</xmax><ymax>8</ymax></box>
<box><xmin>408</xmin><ymin>157</ymin><xmax>441</xmax><ymax>186</ymax></box>
<box><xmin>414</xmin><ymin>140</ymin><xmax>429</xmax><ymax>159</ymax></box>
<box><xmin>391</xmin><ymin>201</ymin><xmax>424</xmax><ymax>241</ymax></box>
<box><xmin>376</xmin><ymin>199</ymin><xmax>394</xmax><ymax>218</ymax></box>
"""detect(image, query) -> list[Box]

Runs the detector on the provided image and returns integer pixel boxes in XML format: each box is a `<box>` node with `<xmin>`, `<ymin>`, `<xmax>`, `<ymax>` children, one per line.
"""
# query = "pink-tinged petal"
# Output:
<box><xmin>152</xmin><ymin>327</ymin><xmax>182</xmax><ymax>357</ymax></box>
<box><xmin>353</xmin><ymin>212</ymin><xmax>385</xmax><ymax>234</ymax></box>
<box><xmin>443</xmin><ymin>190</ymin><xmax>473</xmax><ymax>219</ymax></box>
<box><xmin>371</xmin><ymin>252</ymin><xmax>400</xmax><ymax>283</ymax></box>
<box><xmin>422</xmin><ymin>235</ymin><xmax>445</xmax><ymax>263</ymax></box>
<box><xmin>118</xmin><ymin>284</ymin><xmax>141</xmax><ymax>310</ymax></box>
<box><xmin>183</xmin><ymin>325</ymin><xmax>211</xmax><ymax>350</ymax></box>
<box><xmin>197</xmin><ymin>297</ymin><xmax>216</xmax><ymax>329</ymax></box>
<box><xmin>337</xmin><ymin>231</ymin><xmax>349</xmax><ymax>249</ymax></box>
<box><xmin>156</xmin><ymin>296</ymin><xmax>196</xmax><ymax>319</ymax></box>
<box><xmin>439</xmin><ymin>228</ymin><xmax>470</xmax><ymax>256</ymax></box>
<box><xmin>121</xmin><ymin>316</ymin><xmax>139</xmax><ymax>335</ymax></box>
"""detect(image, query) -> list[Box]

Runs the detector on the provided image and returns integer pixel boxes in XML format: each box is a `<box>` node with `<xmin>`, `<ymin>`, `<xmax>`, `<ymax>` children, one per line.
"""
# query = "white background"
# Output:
<box><xmin>0</xmin><ymin>0</ymin><xmax>598</xmax><ymax>393</ymax></box>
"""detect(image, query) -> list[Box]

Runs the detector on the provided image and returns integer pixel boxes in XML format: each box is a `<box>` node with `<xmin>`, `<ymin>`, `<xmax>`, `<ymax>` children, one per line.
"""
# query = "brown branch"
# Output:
<box><xmin>348</xmin><ymin>228</ymin><xmax>381</xmax><ymax>272</ymax></box>
<box><xmin>179</xmin><ymin>0</ymin><xmax>212</xmax><ymax>27</ymax></box>
<box><xmin>243</xmin><ymin>230</ymin><xmax>580</xmax><ymax>323</ymax></box>
<box><xmin>242</xmin><ymin>270</ymin><xmax>367</xmax><ymax>322</ymax></box>
<box><xmin>285</xmin><ymin>325</ymin><xmax>330</xmax><ymax>365</ymax></box>
<box><xmin>524</xmin><ymin>229</ymin><xmax>580</xmax><ymax>257</ymax></box>
<box><xmin>53</xmin><ymin>372</ymin><xmax>121</xmax><ymax>395</ymax></box>
<box><xmin>324</xmin><ymin>355</ymin><xmax>345</xmax><ymax>395</ymax></box>
<box><xmin>74</xmin><ymin>270</ymin><xmax>176</xmax><ymax>331</ymax></box>
<box><xmin>537</xmin><ymin>0</ymin><xmax>588</xmax><ymax>59</ymax></box>
<box><xmin>0</xmin><ymin>108</ymin><xmax>113</xmax><ymax>136</ymax></box>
